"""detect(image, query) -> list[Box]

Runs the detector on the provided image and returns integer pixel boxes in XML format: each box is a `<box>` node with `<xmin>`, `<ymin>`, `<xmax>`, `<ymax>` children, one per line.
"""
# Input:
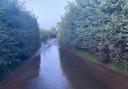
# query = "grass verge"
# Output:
<box><xmin>75</xmin><ymin>49</ymin><xmax>128</xmax><ymax>74</ymax></box>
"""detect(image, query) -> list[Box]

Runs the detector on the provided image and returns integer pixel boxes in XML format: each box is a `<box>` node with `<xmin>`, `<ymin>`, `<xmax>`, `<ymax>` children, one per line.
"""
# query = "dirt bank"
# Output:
<box><xmin>60</xmin><ymin>48</ymin><xmax>128</xmax><ymax>89</ymax></box>
<box><xmin>0</xmin><ymin>56</ymin><xmax>40</xmax><ymax>89</ymax></box>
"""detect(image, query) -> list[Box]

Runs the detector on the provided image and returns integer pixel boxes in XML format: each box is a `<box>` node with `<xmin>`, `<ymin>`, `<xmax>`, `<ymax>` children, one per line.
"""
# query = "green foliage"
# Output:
<box><xmin>58</xmin><ymin>0</ymin><xmax>128</xmax><ymax>71</ymax></box>
<box><xmin>76</xmin><ymin>49</ymin><xmax>100</xmax><ymax>63</ymax></box>
<box><xmin>0</xmin><ymin>0</ymin><xmax>40</xmax><ymax>78</ymax></box>
<box><xmin>40</xmin><ymin>29</ymin><xmax>57</xmax><ymax>42</ymax></box>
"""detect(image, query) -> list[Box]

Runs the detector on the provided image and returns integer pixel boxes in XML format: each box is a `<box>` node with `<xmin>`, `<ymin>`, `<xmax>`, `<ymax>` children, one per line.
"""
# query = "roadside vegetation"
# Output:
<box><xmin>58</xmin><ymin>0</ymin><xmax>128</xmax><ymax>72</ymax></box>
<box><xmin>40</xmin><ymin>29</ymin><xmax>57</xmax><ymax>42</ymax></box>
<box><xmin>0</xmin><ymin>0</ymin><xmax>40</xmax><ymax>79</ymax></box>
<box><xmin>76</xmin><ymin>49</ymin><xmax>127</xmax><ymax>72</ymax></box>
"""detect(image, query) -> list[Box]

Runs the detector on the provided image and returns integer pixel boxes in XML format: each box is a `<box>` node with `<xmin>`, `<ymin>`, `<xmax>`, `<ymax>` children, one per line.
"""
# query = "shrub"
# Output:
<box><xmin>40</xmin><ymin>29</ymin><xmax>57</xmax><ymax>42</ymax></box>
<box><xmin>0</xmin><ymin>0</ymin><xmax>40</xmax><ymax>78</ymax></box>
<box><xmin>58</xmin><ymin>0</ymin><xmax>128</xmax><ymax>70</ymax></box>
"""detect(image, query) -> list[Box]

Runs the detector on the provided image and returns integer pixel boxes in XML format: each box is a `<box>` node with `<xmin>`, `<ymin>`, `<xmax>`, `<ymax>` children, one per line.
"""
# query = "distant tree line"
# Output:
<box><xmin>58</xmin><ymin>0</ymin><xmax>128</xmax><ymax>70</ymax></box>
<box><xmin>40</xmin><ymin>29</ymin><xmax>57</xmax><ymax>42</ymax></box>
<box><xmin>0</xmin><ymin>0</ymin><xmax>40</xmax><ymax>78</ymax></box>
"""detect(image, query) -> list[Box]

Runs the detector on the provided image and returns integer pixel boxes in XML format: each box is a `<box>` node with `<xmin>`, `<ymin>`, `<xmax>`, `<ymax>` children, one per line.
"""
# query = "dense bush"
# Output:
<box><xmin>40</xmin><ymin>29</ymin><xmax>57</xmax><ymax>42</ymax></box>
<box><xmin>0</xmin><ymin>0</ymin><xmax>40</xmax><ymax>78</ymax></box>
<box><xmin>58</xmin><ymin>0</ymin><xmax>128</xmax><ymax>70</ymax></box>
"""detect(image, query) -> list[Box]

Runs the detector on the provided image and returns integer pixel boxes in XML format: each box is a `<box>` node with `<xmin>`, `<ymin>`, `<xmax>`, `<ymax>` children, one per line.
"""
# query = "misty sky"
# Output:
<box><xmin>21</xmin><ymin>0</ymin><xmax>68</xmax><ymax>29</ymax></box>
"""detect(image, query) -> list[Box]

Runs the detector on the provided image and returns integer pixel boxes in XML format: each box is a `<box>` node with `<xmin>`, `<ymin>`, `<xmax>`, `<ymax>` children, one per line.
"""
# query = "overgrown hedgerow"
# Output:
<box><xmin>0</xmin><ymin>0</ymin><xmax>40</xmax><ymax>78</ymax></box>
<box><xmin>58</xmin><ymin>0</ymin><xmax>128</xmax><ymax>70</ymax></box>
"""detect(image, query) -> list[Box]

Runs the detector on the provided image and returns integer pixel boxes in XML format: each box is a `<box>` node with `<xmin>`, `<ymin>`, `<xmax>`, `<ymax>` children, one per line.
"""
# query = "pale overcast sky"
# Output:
<box><xmin>20</xmin><ymin>0</ymin><xmax>68</xmax><ymax>29</ymax></box>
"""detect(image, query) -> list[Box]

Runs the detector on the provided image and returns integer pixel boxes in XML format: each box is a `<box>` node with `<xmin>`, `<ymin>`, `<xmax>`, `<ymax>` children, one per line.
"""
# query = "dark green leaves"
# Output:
<box><xmin>0</xmin><ymin>0</ymin><xmax>40</xmax><ymax>78</ymax></box>
<box><xmin>58</xmin><ymin>0</ymin><xmax>128</xmax><ymax>70</ymax></box>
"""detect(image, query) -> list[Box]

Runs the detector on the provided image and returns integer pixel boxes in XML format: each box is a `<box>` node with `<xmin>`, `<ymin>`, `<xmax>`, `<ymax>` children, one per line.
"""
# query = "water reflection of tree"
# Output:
<box><xmin>41</xmin><ymin>39</ymin><xmax>58</xmax><ymax>56</ymax></box>
<box><xmin>59</xmin><ymin>50</ymin><xmax>113</xmax><ymax>89</ymax></box>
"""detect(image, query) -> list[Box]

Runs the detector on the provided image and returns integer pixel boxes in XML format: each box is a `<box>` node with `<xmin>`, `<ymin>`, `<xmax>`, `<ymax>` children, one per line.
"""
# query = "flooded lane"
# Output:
<box><xmin>27</xmin><ymin>41</ymin><xmax>73</xmax><ymax>89</ymax></box>
<box><xmin>27</xmin><ymin>39</ymin><xmax>113</xmax><ymax>89</ymax></box>
<box><xmin>0</xmin><ymin>39</ymin><xmax>115</xmax><ymax>89</ymax></box>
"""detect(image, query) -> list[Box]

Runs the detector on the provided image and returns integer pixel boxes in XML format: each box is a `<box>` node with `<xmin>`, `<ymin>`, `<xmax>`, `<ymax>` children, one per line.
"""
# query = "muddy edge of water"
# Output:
<box><xmin>0</xmin><ymin>56</ymin><xmax>40</xmax><ymax>89</ymax></box>
<box><xmin>60</xmin><ymin>47</ymin><xmax>128</xmax><ymax>89</ymax></box>
<box><xmin>0</xmin><ymin>39</ymin><xmax>128</xmax><ymax>89</ymax></box>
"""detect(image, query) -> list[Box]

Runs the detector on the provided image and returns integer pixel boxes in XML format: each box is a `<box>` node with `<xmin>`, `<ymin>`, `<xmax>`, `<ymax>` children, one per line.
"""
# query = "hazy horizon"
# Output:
<box><xmin>20</xmin><ymin>0</ymin><xmax>68</xmax><ymax>29</ymax></box>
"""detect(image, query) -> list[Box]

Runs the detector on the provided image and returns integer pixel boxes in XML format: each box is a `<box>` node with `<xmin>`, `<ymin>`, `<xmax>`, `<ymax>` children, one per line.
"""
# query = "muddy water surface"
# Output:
<box><xmin>0</xmin><ymin>39</ymin><xmax>117</xmax><ymax>89</ymax></box>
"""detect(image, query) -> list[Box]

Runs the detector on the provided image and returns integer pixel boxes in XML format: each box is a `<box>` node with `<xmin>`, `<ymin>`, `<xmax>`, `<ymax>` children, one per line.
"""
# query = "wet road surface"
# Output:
<box><xmin>27</xmin><ymin>40</ymin><xmax>73</xmax><ymax>89</ymax></box>
<box><xmin>27</xmin><ymin>39</ymin><xmax>113</xmax><ymax>89</ymax></box>
<box><xmin>0</xmin><ymin>39</ymin><xmax>119</xmax><ymax>89</ymax></box>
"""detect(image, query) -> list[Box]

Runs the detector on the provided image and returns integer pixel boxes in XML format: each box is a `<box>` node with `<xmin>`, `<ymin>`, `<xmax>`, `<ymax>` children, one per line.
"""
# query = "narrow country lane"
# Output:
<box><xmin>0</xmin><ymin>39</ymin><xmax>115</xmax><ymax>89</ymax></box>
<box><xmin>27</xmin><ymin>39</ymin><xmax>113</xmax><ymax>89</ymax></box>
<box><xmin>27</xmin><ymin>39</ymin><xmax>73</xmax><ymax>89</ymax></box>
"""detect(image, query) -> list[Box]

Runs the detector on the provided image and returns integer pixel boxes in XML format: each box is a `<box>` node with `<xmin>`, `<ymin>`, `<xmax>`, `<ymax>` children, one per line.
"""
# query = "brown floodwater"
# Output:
<box><xmin>27</xmin><ymin>40</ymin><xmax>73</xmax><ymax>89</ymax></box>
<box><xmin>0</xmin><ymin>39</ymin><xmax>124</xmax><ymax>89</ymax></box>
